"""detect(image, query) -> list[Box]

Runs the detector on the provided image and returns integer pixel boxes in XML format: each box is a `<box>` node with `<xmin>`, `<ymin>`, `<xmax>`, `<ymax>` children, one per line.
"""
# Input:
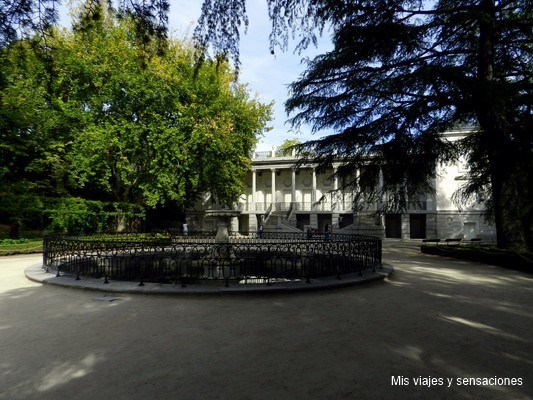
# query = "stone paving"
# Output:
<box><xmin>0</xmin><ymin>240</ymin><xmax>532</xmax><ymax>400</ymax></box>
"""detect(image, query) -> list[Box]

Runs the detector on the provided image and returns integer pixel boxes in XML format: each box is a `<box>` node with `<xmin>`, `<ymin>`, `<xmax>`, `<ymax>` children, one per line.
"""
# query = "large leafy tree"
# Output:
<box><xmin>194</xmin><ymin>0</ymin><xmax>532</xmax><ymax>251</ymax></box>
<box><xmin>64</xmin><ymin>10</ymin><xmax>269</xmax><ymax>210</ymax></box>
<box><xmin>0</xmin><ymin>35</ymin><xmax>79</xmax><ymax>225</ymax></box>
<box><xmin>0</xmin><ymin>3</ymin><xmax>270</xmax><ymax>229</ymax></box>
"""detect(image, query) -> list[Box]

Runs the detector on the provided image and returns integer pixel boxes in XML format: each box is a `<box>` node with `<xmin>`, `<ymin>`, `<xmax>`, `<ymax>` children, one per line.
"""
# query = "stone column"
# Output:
<box><xmin>252</xmin><ymin>170</ymin><xmax>257</xmax><ymax>212</ymax></box>
<box><xmin>333</xmin><ymin>166</ymin><xmax>338</xmax><ymax>208</ymax></box>
<box><xmin>271</xmin><ymin>168</ymin><xmax>276</xmax><ymax>211</ymax></box>
<box><xmin>353</xmin><ymin>166</ymin><xmax>360</xmax><ymax>212</ymax></box>
<box><xmin>332</xmin><ymin>166</ymin><xmax>339</xmax><ymax>228</ymax></box>
<box><xmin>311</xmin><ymin>167</ymin><xmax>317</xmax><ymax>228</ymax></box>
<box><xmin>402</xmin><ymin>213</ymin><xmax>410</xmax><ymax>240</ymax></box>
<box><xmin>377</xmin><ymin>167</ymin><xmax>385</xmax><ymax>227</ymax></box>
<box><xmin>311</xmin><ymin>167</ymin><xmax>317</xmax><ymax>209</ymax></box>
<box><xmin>291</xmin><ymin>169</ymin><xmax>296</xmax><ymax>204</ymax></box>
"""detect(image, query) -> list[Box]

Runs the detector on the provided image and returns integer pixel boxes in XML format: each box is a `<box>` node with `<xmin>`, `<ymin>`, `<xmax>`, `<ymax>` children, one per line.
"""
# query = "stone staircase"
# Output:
<box><xmin>337</xmin><ymin>223</ymin><xmax>385</xmax><ymax>239</ymax></box>
<box><xmin>337</xmin><ymin>212</ymin><xmax>385</xmax><ymax>238</ymax></box>
<box><xmin>263</xmin><ymin>209</ymin><xmax>301</xmax><ymax>232</ymax></box>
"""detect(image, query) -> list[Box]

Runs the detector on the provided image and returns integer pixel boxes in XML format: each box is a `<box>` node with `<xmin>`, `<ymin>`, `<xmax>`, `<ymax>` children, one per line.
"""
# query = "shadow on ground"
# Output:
<box><xmin>0</xmin><ymin>245</ymin><xmax>532</xmax><ymax>400</ymax></box>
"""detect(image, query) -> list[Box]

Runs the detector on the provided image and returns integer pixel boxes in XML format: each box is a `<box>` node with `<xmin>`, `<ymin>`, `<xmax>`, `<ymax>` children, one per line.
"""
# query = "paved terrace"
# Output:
<box><xmin>0</xmin><ymin>240</ymin><xmax>532</xmax><ymax>400</ymax></box>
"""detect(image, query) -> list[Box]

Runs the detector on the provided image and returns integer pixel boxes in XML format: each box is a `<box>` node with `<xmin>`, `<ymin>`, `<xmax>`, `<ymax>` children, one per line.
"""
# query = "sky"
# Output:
<box><xmin>166</xmin><ymin>0</ymin><xmax>333</xmax><ymax>150</ymax></box>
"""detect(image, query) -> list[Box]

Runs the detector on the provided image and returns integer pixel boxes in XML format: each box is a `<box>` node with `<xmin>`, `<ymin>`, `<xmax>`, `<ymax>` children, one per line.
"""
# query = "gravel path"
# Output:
<box><xmin>1</xmin><ymin>241</ymin><xmax>532</xmax><ymax>400</ymax></box>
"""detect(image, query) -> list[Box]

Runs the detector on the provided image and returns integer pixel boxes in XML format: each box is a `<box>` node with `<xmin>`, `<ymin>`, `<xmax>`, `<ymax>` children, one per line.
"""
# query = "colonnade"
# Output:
<box><xmin>250</xmin><ymin>166</ymin><xmax>343</xmax><ymax>212</ymax></box>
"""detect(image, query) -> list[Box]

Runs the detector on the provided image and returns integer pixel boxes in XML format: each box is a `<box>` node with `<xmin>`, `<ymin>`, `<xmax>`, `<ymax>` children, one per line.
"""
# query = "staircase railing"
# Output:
<box><xmin>263</xmin><ymin>203</ymin><xmax>273</xmax><ymax>224</ymax></box>
<box><xmin>286</xmin><ymin>202</ymin><xmax>294</xmax><ymax>220</ymax></box>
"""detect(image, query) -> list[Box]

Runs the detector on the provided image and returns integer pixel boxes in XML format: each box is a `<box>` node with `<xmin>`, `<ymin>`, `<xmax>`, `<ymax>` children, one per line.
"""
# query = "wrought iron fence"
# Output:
<box><xmin>43</xmin><ymin>232</ymin><xmax>382</xmax><ymax>287</ymax></box>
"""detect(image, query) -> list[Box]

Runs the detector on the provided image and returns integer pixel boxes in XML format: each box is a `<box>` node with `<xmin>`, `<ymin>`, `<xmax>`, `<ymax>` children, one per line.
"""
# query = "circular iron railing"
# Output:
<box><xmin>43</xmin><ymin>232</ymin><xmax>382</xmax><ymax>287</ymax></box>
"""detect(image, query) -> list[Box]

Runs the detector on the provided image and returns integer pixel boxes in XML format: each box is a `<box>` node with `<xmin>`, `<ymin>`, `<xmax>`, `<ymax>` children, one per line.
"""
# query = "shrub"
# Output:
<box><xmin>421</xmin><ymin>245</ymin><xmax>532</xmax><ymax>274</ymax></box>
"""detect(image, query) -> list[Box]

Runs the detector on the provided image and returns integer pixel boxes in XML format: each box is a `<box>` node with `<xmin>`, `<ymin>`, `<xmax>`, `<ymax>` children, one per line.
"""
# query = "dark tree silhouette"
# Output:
<box><xmin>195</xmin><ymin>0</ymin><xmax>532</xmax><ymax>250</ymax></box>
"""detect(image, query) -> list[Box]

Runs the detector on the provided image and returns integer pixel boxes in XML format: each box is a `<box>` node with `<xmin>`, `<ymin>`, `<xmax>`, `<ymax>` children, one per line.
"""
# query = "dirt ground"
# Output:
<box><xmin>0</xmin><ymin>241</ymin><xmax>532</xmax><ymax>400</ymax></box>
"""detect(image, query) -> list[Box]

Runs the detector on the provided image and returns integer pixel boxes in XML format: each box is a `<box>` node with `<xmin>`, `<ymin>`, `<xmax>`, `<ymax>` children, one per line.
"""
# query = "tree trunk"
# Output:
<box><xmin>114</xmin><ymin>213</ymin><xmax>127</xmax><ymax>233</ymax></box>
<box><xmin>477</xmin><ymin>0</ymin><xmax>528</xmax><ymax>251</ymax></box>
<box><xmin>489</xmin><ymin>162</ymin><xmax>529</xmax><ymax>250</ymax></box>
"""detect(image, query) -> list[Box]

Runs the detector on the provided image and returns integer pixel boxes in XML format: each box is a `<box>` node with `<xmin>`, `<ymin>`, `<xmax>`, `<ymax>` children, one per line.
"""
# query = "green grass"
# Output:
<box><xmin>0</xmin><ymin>238</ymin><xmax>43</xmax><ymax>256</ymax></box>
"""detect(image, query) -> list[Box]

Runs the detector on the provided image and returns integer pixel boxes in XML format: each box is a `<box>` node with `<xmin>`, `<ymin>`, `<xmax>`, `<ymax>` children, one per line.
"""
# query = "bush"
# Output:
<box><xmin>0</xmin><ymin>192</ymin><xmax>45</xmax><ymax>228</ymax></box>
<box><xmin>421</xmin><ymin>244</ymin><xmax>533</xmax><ymax>274</ymax></box>
<box><xmin>0</xmin><ymin>238</ymin><xmax>43</xmax><ymax>255</ymax></box>
<box><xmin>0</xmin><ymin>238</ymin><xmax>30</xmax><ymax>245</ymax></box>
<box><xmin>43</xmin><ymin>198</ymin><xmax>145</xmax><ymax>234</ymax></box>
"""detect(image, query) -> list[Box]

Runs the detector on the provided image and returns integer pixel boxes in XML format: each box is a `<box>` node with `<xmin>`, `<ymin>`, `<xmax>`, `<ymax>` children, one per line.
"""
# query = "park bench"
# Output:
<box><xmin>445</xmin><ymin>238</ymin><xmax>462</xmax><ymax>245</ymax></box>
<box><xmin>470</xmin><ymin>238</ymin><xmax>482</xmax><ymax>245</ymax></box>
<box><xmin>422</xmin><ymin>239</ymin><xmax>441</xmax><ymax>244</ymax></box>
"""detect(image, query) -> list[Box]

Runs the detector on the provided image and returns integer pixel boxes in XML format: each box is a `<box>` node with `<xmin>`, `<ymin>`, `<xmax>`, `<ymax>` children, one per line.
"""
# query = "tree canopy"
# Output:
<box><xmin>1</xmin><ymin>1</ymin><xmax>531</xmax><ymax>249</ymax></box>
<box><xmin>0</xmin><ymin>4</ymin><xmax>271</xmax><ymax>232</ymax></box>
<box><xmin>0</xmin><ymin>0</ymin><xmax>170</xmax><ymax>49</ymax></box>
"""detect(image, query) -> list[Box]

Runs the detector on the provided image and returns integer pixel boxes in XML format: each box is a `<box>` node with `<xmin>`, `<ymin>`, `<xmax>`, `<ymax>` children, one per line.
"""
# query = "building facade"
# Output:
<box><xmin>187</xmin><ymin>130</ymin><xmax>497</xmax><ymax>241</ymax></box>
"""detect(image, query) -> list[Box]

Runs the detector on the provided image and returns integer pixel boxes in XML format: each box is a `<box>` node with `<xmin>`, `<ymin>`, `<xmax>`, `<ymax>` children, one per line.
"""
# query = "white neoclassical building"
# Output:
<box><xmin>187</xmin><ymin>129</ymin><xmax>497</xmax><ymax>241</ymax></box>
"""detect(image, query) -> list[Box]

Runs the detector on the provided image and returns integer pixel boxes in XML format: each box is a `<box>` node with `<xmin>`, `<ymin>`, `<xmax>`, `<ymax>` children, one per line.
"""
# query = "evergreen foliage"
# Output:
<box><xmin>196</xmin><ymin>0</ymin><xmax>532</xmax><ymax>250</ymax></box>
<box><xmin>0</xmin><ymin>0</ymin><xmax>59</xmax><ymax>48</ymax></box>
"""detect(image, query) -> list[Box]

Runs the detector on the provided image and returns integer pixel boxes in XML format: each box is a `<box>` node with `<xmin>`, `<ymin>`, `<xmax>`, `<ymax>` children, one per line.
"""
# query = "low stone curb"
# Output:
<box><xmin>25</xmin><ymin>263</ymin><xmax>394</xmax><ymax>295</ymax></box>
